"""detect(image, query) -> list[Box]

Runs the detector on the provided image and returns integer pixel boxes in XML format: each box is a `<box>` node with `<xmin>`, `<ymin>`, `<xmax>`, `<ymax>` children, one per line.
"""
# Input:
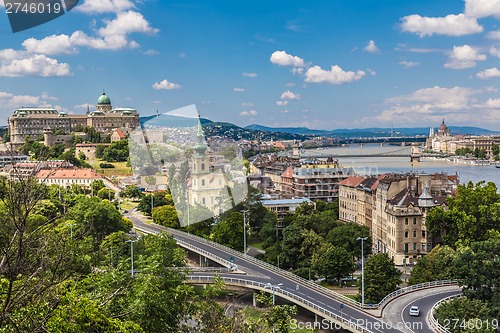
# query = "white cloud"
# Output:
<box><xmin>399</xmin><ymin>61</ymin><xmax>420</xmax><ymax>68</ymax></box>
<box><xmin>242</xmin><ymin>72</ymin><xmax>257</xmax><ymax>77</ymax></box>
<box><xmin>41</xmin><ymin>91</ymin><xmax>58</xmax><ymax>100</ymax></box>
<box><xmin>285</xmin><ymin>82</ymin><xmax>296</xmax><ymax>87</ymax></box>
<box><xmin>270</xmin><ymin>50</ymin><xmax>305</xmax><ymax>67</ymax></box>
<box><xmin>74</xmin><ymin>103</ymin><xmax>95</xmax><ymax>110</ymax></box>
<box><xmin>464</xmin><ymin>0</ymin><xmax>500</xmax><ymax>18</ymax></box>
<box><xmin>242</xmin><ymin>102</ymin><xmax>254</xmax><ymax>107</ymax></box>
<box><xmin>152</xmin><ymin>79</ymin><xmax>181</xmax><ymax>90</ymax></box>
<box><xmin>477</xmin><ymin>67</ymin><xmax>500</xmax><ymax>79</ymax></box>
<box><xmin>0</xmin><ymin>91</ymin><xmax>61</xmax><ymax>109</ymax></box>
<box><xmin>98</xmin><ymin>11</ymin><xmax>159</xmax><ymax>45</ymax></box>
<box><xmin>233</xmin><ymin>88</ymin><xmax>245</xmax><ymax>92</ymax></box>
<box><xmin>400</xmin><ymin>14</ymin><xmax>483</xmax><ymax>37</ymax></box>
<box><xmin>75</xmin><ymin>0</ymin><xmax>136</xmax><ymax>14</ymax></box>
<box><xmin>143</xmin><ymin>49</ymin><xmax>160</xmax><ymax>55</ymax></box>
<box><xmin>0</xmin><ymin>54</ymin><xmax>70</xmax><ymax>77</ymax></box>
<box><xmin>444</xmin><ymin>45</ymin><xmax>486</xmax><ymax>69</ymax></box>
<box><xmin>486</xmin><ymin>29</ymin><xmax>500</xmax><ymax>40</ymax></box>
<box><xmin>490</xmin><ymin>47</ymin><xmax>500</xmax><ymax>58</ymax></box>
<box><xmin>22</xmin><ymin>34</ymin><xmax>78</xmax><ymax>55</ymax></box>
<box><xmin>304</xmin><ymin>65</ymin><xmax>365</xmax><ymax>84</ymax></box>
<box><xmin>240</xmin><ymin>110</ymin><xmax>258</xmax><ymax>116</ymax></box>
<box><xmin>280</xmin><ymin>90</ymin><xmax>300</xmax><ymax>100</ymax></box>
<box><xmin>364</xmin><ymin>40</ymin><xmax>379</xmax><ymax>53</ymax></box>
<box><xmin>485</xmin><ymin>98</ymin><xmax>500</xmax><ymax>108</ymax></box>
<box><xmin>276</xmin><ymin>100</ymin><xmax>289</xmax><ymax>106</ymax></box>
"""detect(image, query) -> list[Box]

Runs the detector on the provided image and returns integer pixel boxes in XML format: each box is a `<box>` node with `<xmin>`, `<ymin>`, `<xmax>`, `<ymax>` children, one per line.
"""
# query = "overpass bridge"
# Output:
<box><xmin>127</xmin><ymin>211</ymin><xmax>457</xmax><ymax>333</ymax></box>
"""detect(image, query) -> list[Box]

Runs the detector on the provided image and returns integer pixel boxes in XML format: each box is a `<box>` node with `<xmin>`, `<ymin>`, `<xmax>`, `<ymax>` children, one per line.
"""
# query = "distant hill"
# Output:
<box><xmin>245</xmin><ymin>124</ymin><xmax>499</xmax><ymax>137</ymax></box>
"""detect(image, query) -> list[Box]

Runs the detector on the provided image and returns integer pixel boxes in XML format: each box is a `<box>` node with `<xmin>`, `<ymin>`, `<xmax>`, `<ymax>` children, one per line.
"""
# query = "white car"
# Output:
<box><xmin>409</xmin><ymin>305</ymin><xmax>420</xmax><ymax>317</ymax></box>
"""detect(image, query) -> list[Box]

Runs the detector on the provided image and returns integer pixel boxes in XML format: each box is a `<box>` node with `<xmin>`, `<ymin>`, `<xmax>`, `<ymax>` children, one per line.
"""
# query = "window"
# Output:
<box><xmin>404</xmin><ymin>230</ymin><xmax>409</xmax><ymax>238</ymax></box>
<box><xmin>422</xmin><ymin>231</ymin><xmax>426</xmax><ymax>238</ymax></box>
<box><xmin>202</xmin><ymin>179</ymin><xmax>205</xmax><ymax>186</ymax></box>
<box><xmin>405</xmin><ymin>218</ymin><xmax>409</xmax><ymax>225</ymax></box>
<box><xmin>201</xmin><ymin>163</ymin><xmax>205</xmax><ymax>171</ymax></box>
<box><xmin>413</xmin><ymin>243</ymin><xmax>417</xmax><ymax>250</ymax></box>
<box><xmin>413</xmin><ymin>230</ymin><xmax>417</xmax><ymax>238</ymax></box>
<box><xmin>404</xmin><ymin>243</ymin><xmax>409</xmax><ymax>253</ymax></box>
<box><xmin>422</xmin><ymin>243</ymin><xmax>426</xmax><ymax>251</ymax></box>
<box><xmin>202</xmin><ymin>198</ymin><xmax>205</xmax><ymax>205</ymax></box>
<box><xmin>413</xmin><ymin>217</ymin><xmax>417</xmax><ymax>224</ymax></box>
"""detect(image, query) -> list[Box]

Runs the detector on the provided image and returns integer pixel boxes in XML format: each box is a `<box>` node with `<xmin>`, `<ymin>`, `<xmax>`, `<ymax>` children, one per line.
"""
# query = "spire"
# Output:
<box><xmin>442</xmin><ymin>118</ymin><xmax>445</xmax><ymax>125</ymax></box>
<box><xmin>194</xmin><ymin>114</ymin><xmax>207</xmax><ymax>157</ymax></box>
<box><xmin>196</xmin><ymin>114</ymin><xmax>204</xmax><ymax>137</ymax></box>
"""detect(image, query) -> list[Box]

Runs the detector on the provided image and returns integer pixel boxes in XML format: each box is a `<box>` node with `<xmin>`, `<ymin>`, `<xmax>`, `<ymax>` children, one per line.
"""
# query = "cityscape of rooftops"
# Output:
<box><xmin>0</xmin><ymin>1</ymin><xmax>499</xmax><ymax>333</ymax></box>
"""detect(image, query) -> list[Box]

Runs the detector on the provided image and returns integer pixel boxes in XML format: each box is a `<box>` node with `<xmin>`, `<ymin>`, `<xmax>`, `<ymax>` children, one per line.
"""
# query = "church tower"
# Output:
<box><xmin>190</xmin><ymin>116</ymin><xmax>210</xmax><ymax>208</ymax></box>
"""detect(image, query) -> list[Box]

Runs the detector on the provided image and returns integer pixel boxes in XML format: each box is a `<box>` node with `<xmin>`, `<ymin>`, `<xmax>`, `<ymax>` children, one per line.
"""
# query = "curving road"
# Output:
<box><xmin>126</xmin><ymin>211</ymin><xmax>460</xmax><ymax>333</ymax></box>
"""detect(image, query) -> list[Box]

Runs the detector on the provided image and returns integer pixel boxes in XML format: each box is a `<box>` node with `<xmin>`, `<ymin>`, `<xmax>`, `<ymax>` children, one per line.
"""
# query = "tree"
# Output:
<box><xmin>409</xmin><ymin>245</ymin><xmax>456</xmax><ymax>285</ymax></box>
<box><xmin>137</xmin><ymin>192</ymin><xmax>168</xmax><ymax>215</ymax></box>
<box><xmin>327</xmin><ymin>223</ymin><xmax>371</xmax><ymax>258</ymax></box>
<box><xmin>434</xmin><ymin>297</ymin><xmax>494</xmax><ymax>333</ymax></box>
<box><xmin>312</xmin><ymin>243</ymin><xmax>355</xmax><ymax>283</ymax></box>
<box><xmin>452</xmin><ymin>239</ymin><xmax>500</xmax><ymax>318</ymax></box>
<box><xmin>152</xmin><ymin>205</ymin><xmax>179</xmax><ymax>228</ymax></box>
<box><xmin>280</xmin><ymin>224</ymin><xmax>305</xmax><ymax>269</ymax></box>
<box><xmin>120</xmin><ymin>185</ymin><xmax>144</xmax><ymax>199</ymax></box>
<box><xmin>211</xmin><ymin>212</ymin><xmax>244</xmax><ymax>251</ymax></box>
<box><xmin>91</xmin><ymin>179</ymin><xmax>106</xmax><ymax>195</ymax></box>
<box><xmin>97</xmin><ymin>187</ymin><xmax>115</xmax><ymax>201</ymax></box>
<box><xmin>362</xmin><ymin>253</ymin><xmax>401</xmax><ymax>304</ymax></box>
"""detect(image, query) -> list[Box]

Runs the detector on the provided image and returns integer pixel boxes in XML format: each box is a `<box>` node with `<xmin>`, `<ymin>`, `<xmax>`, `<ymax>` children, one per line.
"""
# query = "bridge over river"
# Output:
<box><xmin>127</xmin><ymin>210</ymin><xmax>458</xmax><ymax>333</ymax></box>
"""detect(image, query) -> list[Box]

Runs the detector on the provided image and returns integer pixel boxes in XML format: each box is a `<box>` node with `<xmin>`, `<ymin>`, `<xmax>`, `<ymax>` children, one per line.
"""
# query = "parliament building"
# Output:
<box><xmin>8</xmin><ymin>92</ymin><xmax>140</xmax><ymax>147</ymax></box>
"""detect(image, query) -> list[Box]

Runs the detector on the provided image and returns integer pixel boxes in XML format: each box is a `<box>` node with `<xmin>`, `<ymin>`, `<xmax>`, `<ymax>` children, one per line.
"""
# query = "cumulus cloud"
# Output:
<box><xmin>276</xmin><ymin>100</ymin><xmax>289</xmax><ymax>106</ymax></box>
<box><xmin>464</xmin><ymin>0</ymin><xmax>500</xmax><ymax>18</ymax></box>
<box><xmin>0</xmin><ymin>53</ymin><xmax>70</xmax><ymax>77</ymax></box>
<box><xmin>240</xmin><ymin>110</ymin><xmax>258</xmax><ymax>116</ymax></box>
<box><xmin>152</xmin><ymin>79</ymin><xmax>181</xmax><ymax>90</ymax></box>
<box><xmin>19</xmin><ymin>11</ymin><xmax>158</xmax><ymax>54</ymax></box>
<box><xmin>0</xmin><ymin>91</ymin><xmax>61</xmax><ymax>109</ymax></box>
<box><xmin>304</xmin><ymin>65</ymin><xmax>365</xmax><ymax>84</ymax></box>
<box><xmin>280</xmin><ymin>90</ymin><xmax>300</xmax><ymax>100</ymax></box>
<box><xmin>490</xmin><ymin>47</ymin><xmax>500</xmax><ymax>58</ymax></box>
<box><xmin>242</xmin><ymin>72</ymin><xmax>257</xmax><ymax>77</ymax></box>
<box><xmin>370</xmin><ymin>86</ymin><xmax>485</xmax><ymax>124</ymax></box>
<box><xmin>399</xmin><ymin>61</ymin><xmax>420</xmax><ymax>68</ymax></box>
<box><xmin>477</xmin><ymin>67</ymin><xmax>500</xmax><ymax>79</ymax></box>
<box><xmin>400</xmin><ymin>14</ymin><xmax>483</xmax><ymax>37</ymax></box>
<box><xmin>233</xmin><ymin>88</ymin><xmax>245</xmax><ymax>92</ymax></box>
<box><xmin>364</xmin><ymin>40</ymin><xmax>379</xmax><ymax>53</ymax></box>
<box><xmin>486</xmin><ymin>30</ymin><xmax>500</xmax><ymax>40</ymax></box>
<box><xmin>75</xmin><ymin>0</ymin><xmax>136</xmax><ymax>14</ymax></box>
<box><xmin>270</xmin><ymin>50</ymin><xmax>305</xmax><ymax>67</ymax></box>
<box><xmin>444</xmin><ymin>45</ymin><xmax>486</xmax><ymax>69</ymax></box>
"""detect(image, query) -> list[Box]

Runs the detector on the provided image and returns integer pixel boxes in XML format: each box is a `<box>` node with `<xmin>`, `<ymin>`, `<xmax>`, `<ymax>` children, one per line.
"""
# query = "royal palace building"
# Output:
<box><xmin>8</xmin><ymin>92</ymin><xmax>140</xmax><ymax>147</ymax></box>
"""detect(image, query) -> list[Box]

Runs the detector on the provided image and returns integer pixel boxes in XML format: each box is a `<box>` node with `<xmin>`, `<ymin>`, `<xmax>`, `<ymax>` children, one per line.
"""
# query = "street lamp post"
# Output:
<box><xmin>127</xmin><ymin>239</ymin><xmax>138</xmax><ymax>277</ymax></box>
<box><xmin>241</xmin><ymin>210</ymin><xmax>249</xmax><ymax>255</ymax></box>
<box><xmin>265</xmin><ymin>283</ymin><xmax>283</xmax><ymax>305</ymax></box>
<box><xmin>357</xmin><ymin>236</ymin><xmax>368</xmax><ymax>306</ymax></box>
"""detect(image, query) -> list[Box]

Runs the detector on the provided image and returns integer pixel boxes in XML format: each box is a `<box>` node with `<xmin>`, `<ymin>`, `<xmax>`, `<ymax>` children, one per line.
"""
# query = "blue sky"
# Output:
<box><xmin>1</xmin><ymin>0</ymin><xmax>500</xmax><ymax>130</ymax></box>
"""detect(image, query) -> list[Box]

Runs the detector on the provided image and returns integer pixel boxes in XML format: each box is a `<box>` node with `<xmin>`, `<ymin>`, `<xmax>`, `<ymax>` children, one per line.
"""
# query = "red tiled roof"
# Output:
<box><xmin>338</xmin><ymin>176</ymin><xmax>365</xmax><ymax>187</ymax></box>
<box><xmin>36</xmin><ymin>168</ymin><xmax>101</xmax><ymax>180</ymax></box>
<box><xmin>281</xmin><ymin>166</ymin><xmax>294</xmax><ymax>178</ymax></box>
<box><xmin>113</xmin><ymin>128</ymin><xmax>126</xmax><ymax>139</ymax></box>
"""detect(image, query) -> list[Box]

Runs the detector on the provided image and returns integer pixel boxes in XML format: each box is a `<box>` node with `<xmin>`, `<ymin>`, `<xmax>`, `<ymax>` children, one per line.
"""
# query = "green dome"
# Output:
<box><xmin>97</xmin><ymin>92</ymin><xmax>111</xmax><ymax>105</ymax></box>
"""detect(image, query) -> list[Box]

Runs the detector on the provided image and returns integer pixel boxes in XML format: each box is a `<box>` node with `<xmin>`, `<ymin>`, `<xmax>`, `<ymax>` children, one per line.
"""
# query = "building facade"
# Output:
<box><xmin>339</xmin><ymin>173</ymin><xmax>457</xmax><ymax>265</ymax></box>
<box><xmin>8</xmin><ymin>92</ymin><xmax>140</xmax><ymax>147</ymax></box>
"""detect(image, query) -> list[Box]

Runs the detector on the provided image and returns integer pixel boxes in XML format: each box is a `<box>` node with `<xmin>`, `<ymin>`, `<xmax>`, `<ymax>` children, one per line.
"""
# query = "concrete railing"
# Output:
<box><xmin>186</xmin><ymin>275</ymin><xmax>375</xmax><ymax>333</ymax></box>
<box><xmin>429</xmin><ymin>294</ymin><xmax>461</xmax><ymax>333</ymax></box>
<box><xmin>135</xmin><ymin>223</ymin><xmax>459</xmax><ymax>311</ymax></box>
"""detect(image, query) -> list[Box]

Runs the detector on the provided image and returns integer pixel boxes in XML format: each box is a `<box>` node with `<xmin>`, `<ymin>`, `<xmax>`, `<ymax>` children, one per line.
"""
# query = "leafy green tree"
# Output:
<box><xmin>409</xmin><ymin>245</ymin><xmax>456</xmax><ymax>285</ymax></box>
<box><xmin>97</xmin><ymin>187</ymin><xmax>115</xmax><ymax>201</ymax></box>
<box><xmin>120</xmin><ymin>185</ymin><xmax>144</xmax><ymax>199</ymax></box>
<box><xmin>91</xmin><ymin>180</ymin><xmax>106</xmax><ymax>195</ymax></box>
<box><xmin>280</xmin><ymin>224</ymin><xmax>305</xmax><ymax>269</ymax></box>
<box><xmin>362</xmin><ymin>253</ymin><xmax>401</xmax><ymax>304</ymax></box>
<box><xmin>137</xmin><ymin>192</ymin><xmax>168</xmax><ymax>215</ymax></box>
<box><xmin>327</xmin><ymin>223</ymin><xmax>371</xmax><ymax>258</ymax></box>
<box><xmin>452</xmin><ymin>238</ymin><xmax>500</xmax><ymax>318</ymax></box>
<box><xmin>211</xmin><ymin>211</ymin><xmax>244</xmax><ymax>251</ymax></box>
<box><xmin>312</xmin><ymin>243</ymin><xmax>355</xmax><ymax>283</ymax></box>
<box><xmin>434</xmin><ymin>297</ymin><xmax>494</xmax><ymax>333</ymax></box>
<box><xmin>152</xmin><ymin>205</ymin><xmax>179</xmax><ymax>228</ymax></box>
<box><xmin>102</xmin><ymin>139</ymin><xmax>129</xmax><ymax>162</ymax></box>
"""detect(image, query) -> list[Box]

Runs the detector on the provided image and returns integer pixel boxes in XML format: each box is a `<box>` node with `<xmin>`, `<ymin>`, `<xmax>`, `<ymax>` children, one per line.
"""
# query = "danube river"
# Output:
<box><xmin>303</xmin><ymin>145</ymin><xmax>500</xmax><ymax>189</ymax></box>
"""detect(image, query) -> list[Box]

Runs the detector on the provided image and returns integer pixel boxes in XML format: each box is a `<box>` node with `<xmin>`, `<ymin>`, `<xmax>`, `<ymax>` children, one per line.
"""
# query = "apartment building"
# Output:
<box><xmin>339</xmin><ymin>172</ymin><xmax>457</xmax><ymax>265</ymax></box>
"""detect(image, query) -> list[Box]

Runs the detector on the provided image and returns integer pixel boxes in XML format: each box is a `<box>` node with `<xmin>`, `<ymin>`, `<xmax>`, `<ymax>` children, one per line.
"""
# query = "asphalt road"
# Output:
<box><xmin>126</xmin><ymin>211</ymin><xmax>457</xmax><ymax>333</ymax></box>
